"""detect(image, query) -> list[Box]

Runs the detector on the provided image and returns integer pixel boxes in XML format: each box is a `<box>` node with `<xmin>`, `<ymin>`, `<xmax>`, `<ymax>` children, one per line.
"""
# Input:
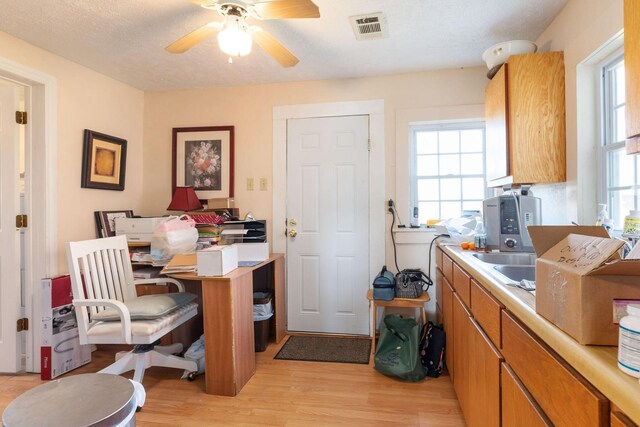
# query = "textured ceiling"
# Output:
<box><xmin>0</xmin><ymin>0</ymin><xmax>568</xmax><ymax>91</ymax></box>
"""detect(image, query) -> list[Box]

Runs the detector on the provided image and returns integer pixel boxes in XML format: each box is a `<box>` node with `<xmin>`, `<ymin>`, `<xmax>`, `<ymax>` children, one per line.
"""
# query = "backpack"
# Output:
<box><xmin>420</xmin><ymin>321</ymin><xmax>446</xmax><ymax>378</ymax></box>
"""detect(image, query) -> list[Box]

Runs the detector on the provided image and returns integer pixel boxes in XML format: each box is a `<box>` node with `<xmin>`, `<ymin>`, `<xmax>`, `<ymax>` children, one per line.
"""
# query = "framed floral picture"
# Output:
<box><xmin>172</xmin><ymin>126</ymin><xmax>235</xmax><ymax>201</ymax></box>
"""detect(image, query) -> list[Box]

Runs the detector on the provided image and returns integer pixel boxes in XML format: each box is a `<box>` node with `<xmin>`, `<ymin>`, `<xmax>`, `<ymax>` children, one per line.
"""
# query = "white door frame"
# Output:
<box><xmin>273</xmin><ymin>100</ymin><xmax>385</xmax><ymax>334</ymax></box>
<box><xmin>0</xmin><ymin>56</ymin><xmax>58</xmax><ymax>372</ymax></box>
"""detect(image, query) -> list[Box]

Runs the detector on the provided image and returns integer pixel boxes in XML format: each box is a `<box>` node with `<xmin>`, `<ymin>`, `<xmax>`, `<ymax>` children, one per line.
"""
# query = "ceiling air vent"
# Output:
<box><xmin>349</xmin><ymin>13</ymin><xmax>388</xmax><ymax>41</ymax></box>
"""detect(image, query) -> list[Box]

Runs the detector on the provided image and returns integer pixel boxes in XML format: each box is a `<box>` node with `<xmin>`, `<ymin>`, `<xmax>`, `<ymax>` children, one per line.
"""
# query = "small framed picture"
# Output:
<box><xmin>172</xmin><ymin>126</ymin><xmax>234</xmax><ymax>201</ymax></box>
<box><xmin>96</xmin><ymin>210</ymin><xmax>133</xmax><ymax>238</ymax></box>
<box><xmin>81</xmin><ymin>129</ymin><xmax>127</xmax><ymax>191</ymax></box>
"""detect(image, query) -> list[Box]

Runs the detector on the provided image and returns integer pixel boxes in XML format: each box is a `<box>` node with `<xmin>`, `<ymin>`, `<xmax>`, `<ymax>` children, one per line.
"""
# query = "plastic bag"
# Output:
<box><xmin>181</xmin><ymin>334</ymin><xmax>205</xmax><ymax>378</ymax></box>
<box><xmin>150</xmin><ymin>215</ymin><xmax>199</xmax><ymax>261</ymax></box>
<box><xmin>374</xmin><ymin>314</ymin><xmax>426</xmax><ymax>382</ymax></box>
<box><xmin>435</xmin><ymin>216</ymin><xmax>479</xmax><ymax>244</ymax></box>
<box><xmin>254</xmin><ymin>300</ymin><xmax>273</xmax><ymax>321</ymax></box>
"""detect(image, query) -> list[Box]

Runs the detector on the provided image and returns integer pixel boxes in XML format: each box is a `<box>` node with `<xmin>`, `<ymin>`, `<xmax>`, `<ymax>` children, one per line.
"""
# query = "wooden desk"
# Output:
<box><xmin>169</xmin><ymin>253</ymin><xmax>285</xmax><ymax>396</ymax></box>
<box><xmin>367</xmin><ymin>289</ymin><xmax>429</xmax><ymax>353</ymax></box>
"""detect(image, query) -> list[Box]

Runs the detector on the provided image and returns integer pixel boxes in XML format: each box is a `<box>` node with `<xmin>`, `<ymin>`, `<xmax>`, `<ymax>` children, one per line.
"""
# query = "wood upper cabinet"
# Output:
<box><xmin>485</xmin><ymin>52</ymin><xmax>566</xmax><ymax>186</ymax></box>
<box><xmin>485</xmin><ymin>64</ymin><xmax>509</xmax><ymax>182</ymax></box>
<box><xmin>625</xmin><ymin>0</ymin><xmax>640</xmax><ymax>154</ymax></box>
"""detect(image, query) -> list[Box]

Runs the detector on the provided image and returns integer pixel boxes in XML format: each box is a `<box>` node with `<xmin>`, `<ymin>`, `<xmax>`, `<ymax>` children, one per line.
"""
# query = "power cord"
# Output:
<box><xmin>426</xmin><ymin>234</ymin><xmax>448</xmax><ymax>289</ymax></box>
<box><xmin>388</xmin><ymin>200</ymin><xmax>401</xmax><ymax>273</ymax></box>
<box><xmin>388</xmin><ymin>196</ymin><xmax>446</xmax><ymax>289</ymax></box>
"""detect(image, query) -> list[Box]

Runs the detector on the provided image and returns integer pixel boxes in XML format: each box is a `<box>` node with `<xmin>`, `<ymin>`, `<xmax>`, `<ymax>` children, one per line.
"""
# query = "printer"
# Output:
<box><xmin>115</xmin><ymin>217</ymin><xmax>170</xmax><ymax>243</ymax></box>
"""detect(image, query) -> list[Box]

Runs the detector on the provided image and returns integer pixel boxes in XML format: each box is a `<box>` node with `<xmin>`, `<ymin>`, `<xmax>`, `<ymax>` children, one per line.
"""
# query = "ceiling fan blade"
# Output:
<box><xmin>165</xmin><ymin>22</ymin><xmax>222</xmax><ymax>53</ymax></box>
<box><xmin>252</xmin><ymin>0</ymin><xmax>320</xmax><ymax>19</ymax></box>
<box><xmin>252</xmin><ymin>29</ymin><xmax>299</xmax><ymax>67</ymax></box>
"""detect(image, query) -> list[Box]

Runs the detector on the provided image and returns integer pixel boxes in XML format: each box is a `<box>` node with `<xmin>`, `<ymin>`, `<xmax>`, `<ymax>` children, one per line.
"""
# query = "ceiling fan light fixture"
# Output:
<box><xmin>217</xmin><ymin>17</ymin><xmax>252</xmax><ymax>57</ymax></box>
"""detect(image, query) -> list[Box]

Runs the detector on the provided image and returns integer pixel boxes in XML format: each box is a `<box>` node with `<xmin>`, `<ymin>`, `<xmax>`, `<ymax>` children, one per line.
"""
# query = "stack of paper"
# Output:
<box><xmin>160</xmin><ymin>253</ymin><xmax>197</xmax><ymax>275</ymax></box>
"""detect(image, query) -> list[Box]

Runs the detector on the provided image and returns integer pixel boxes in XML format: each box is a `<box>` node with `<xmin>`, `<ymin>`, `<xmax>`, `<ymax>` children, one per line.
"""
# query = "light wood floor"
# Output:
<box><xmin>0</xmin><ymin>338</ymin><xmax>464</xmax><ymax>426</ymax></box>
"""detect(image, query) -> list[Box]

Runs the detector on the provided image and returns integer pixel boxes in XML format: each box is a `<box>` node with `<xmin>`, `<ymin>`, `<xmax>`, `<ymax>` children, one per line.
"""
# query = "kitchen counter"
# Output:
<box><xmin>440</xmin><ymin>243</ymin><xmax>640</xmax><ymax>424</ymax></box>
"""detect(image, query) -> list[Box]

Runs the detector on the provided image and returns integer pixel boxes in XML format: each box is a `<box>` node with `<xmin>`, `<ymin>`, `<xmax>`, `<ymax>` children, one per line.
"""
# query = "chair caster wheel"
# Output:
<box><xmin>187</xmin><ymin>372</ymin><xmax>197</xmax><ymax>381</ymax></box>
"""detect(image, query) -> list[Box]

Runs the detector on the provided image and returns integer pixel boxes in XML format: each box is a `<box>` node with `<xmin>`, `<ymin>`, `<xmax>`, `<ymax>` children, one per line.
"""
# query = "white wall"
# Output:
<box><xmin>142</xmin><ymin>67</ymin><xmax>489</xmax><ymax>271</ymax></box>
<box><xmin>532</xmin><ymin>0</ymin><xmax>624</xmax><ymax>225</ymax></box>
<box><xmin>0</xmin><ymin>31</ymin><xmax>145</xmax><ymax>273</ymax></box>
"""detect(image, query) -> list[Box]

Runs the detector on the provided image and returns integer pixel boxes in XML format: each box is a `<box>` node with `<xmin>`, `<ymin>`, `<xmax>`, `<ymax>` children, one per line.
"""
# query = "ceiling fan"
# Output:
<box><xmin>166</xmin><ymin>0</ymin><xmax>320</xmax><ymax>67</ymax></box>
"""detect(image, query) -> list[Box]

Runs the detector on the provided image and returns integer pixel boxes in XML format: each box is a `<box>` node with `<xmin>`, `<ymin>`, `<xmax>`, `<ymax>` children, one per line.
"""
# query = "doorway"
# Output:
<box><xmin>0</xmin><ymin>56</ymin><xmax>57</xmax><ymax>373</ymax></box>
<box><xmin>273</xmin><ymin>100</ymin><xmax>385</xmax><ymax>336</ymax></box>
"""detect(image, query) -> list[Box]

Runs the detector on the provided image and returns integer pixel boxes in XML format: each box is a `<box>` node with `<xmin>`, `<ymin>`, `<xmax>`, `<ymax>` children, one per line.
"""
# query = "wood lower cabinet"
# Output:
<box><xmin>501</xmin><ymin>310</ymin><xmax>609</xmax><ymax>426</ymax></box>
<box><xmin>452</xmin><ymin>263</ymin><xmax>471</xmax><ymax>307</ymax></box>
<box><xmin>442</xmin><ymin>253</ymin><xmax>453</xmax><ymax>283</ymax></box>
<box><xmin>452</xmin><ymin>293</ymin><xmax>471</xmax><ymax>419</ymax></box>
<box><xmin>435</xmin><ymin>250</ymin><xmax>624</xmax><ymax>427</ymax></box>
<box><xmin>612</xmin><ymin>410</ymin><xmax>639</xmax><ymax>427</ymax></box>
<box><xmin>502</xmin><ymin>363</ymin><xmax>552</xmax><ymax>427</ymax></box>
<box><xmin>442</xmin><ymin>277</ymin><xmax>455</xmax><ymax>379</ymax></box>
<box><xmin>468</xmin><ymin>317</ymin><xmax>502</xmax><ymax>426</ymax></box>
<box><xmin>452</xmin><ymin>292</ymin><xmax>502</xmax><ymax>427</ymax></box>
<box><xmin>469</xmin><ymin>278</ymin><xmax>502</xmax><ymax>349</ymax></box>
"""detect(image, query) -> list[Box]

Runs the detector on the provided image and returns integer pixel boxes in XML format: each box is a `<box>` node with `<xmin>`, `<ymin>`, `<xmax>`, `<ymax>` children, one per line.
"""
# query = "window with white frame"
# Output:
<box><xmin>410</xmin><ymin>123</ymin><xmax>487</xmax><ymax>224</ymax></box>
<box><xmin>601</xmin><ymin>54</ymin><xmax>639</xmax><ymax>229</ymax></box>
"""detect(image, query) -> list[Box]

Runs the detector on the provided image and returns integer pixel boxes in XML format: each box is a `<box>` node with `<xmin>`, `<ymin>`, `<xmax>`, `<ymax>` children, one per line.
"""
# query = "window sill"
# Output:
<box><xmin>393</xmin><ymin>227</ymin><xmax>438</xmax><ymax>244</ymax></box>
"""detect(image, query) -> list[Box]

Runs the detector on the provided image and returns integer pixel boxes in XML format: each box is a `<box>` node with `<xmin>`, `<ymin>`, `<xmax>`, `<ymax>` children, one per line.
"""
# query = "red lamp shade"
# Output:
<box><xmin>167</xmin><ymin>186</ymin><xmax>203</xmax><ymax>211</ymax></box>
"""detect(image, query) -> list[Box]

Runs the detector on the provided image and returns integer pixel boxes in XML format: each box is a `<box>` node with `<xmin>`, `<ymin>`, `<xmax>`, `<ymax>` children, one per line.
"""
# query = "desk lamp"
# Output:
<box><xmin>167</xmin><ymin>186</ymin><xmax>203</xmax><ymax>212</ymax></box>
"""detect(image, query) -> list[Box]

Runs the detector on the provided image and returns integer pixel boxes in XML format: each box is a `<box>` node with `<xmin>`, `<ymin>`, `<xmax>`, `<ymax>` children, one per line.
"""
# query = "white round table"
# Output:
<box><xmin>2</xmin><ymin>373</ymin><xmax>137</xmax><ymax>427</ymax></box>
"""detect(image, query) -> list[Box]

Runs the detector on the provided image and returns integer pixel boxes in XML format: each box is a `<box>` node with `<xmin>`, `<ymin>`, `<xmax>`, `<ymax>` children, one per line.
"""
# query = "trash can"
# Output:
<box><xmin>253</xmin><ymin>291</ymin><xmax>273</xmax><ymax>352</ymax></box>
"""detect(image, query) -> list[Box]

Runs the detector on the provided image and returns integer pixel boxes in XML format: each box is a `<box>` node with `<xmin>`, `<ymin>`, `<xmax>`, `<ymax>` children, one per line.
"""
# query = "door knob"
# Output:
<box><xmin>288</xmin><ymin>229</ymin><xmax>298</xmax><ymax>238</ymax></box>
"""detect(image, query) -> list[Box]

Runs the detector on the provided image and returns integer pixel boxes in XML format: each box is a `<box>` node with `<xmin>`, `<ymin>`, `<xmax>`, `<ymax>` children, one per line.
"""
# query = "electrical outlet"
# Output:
<box><xmin>246</xmin><ymin>178</ymin><xmax>254</xmax><ymax>191</ymax></box>
<box><xmin>260</xmin><ymin>178</ymin><xmax>268</xmax><ymax>191</ymax></box>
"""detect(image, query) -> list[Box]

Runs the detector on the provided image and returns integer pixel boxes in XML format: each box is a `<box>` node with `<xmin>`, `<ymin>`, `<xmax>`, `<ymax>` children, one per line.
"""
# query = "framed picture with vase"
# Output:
<box><xmin>172</xmin><ymin>126</ymin><xmax>235</xmax><ymax>202</ymax></box>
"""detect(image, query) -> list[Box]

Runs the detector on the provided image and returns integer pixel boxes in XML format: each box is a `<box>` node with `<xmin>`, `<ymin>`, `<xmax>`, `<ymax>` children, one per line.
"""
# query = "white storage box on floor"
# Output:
<box><xmin>41</xmin><ymin>275</ymin><xmax>91</xmax><ymax>380</ymax></box>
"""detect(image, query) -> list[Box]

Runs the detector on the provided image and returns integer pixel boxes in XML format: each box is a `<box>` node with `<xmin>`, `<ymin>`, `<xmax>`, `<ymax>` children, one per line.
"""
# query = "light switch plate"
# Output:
<box><xmin>246</xmin><ymin>178</ymin><xmax>254</xmax><ymax>191</ymax></box>
<box><xmin>260</xmin><ymin>178</ymin><xmax>267</xmax><ymax>191</ymax></box>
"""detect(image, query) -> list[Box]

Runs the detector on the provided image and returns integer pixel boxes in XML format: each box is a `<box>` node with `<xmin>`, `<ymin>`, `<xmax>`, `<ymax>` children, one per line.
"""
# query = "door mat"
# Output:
<box><xmin>274</xmin><ymin>336</ymin><xmax>371</xmax><ymax>364</ymax></box>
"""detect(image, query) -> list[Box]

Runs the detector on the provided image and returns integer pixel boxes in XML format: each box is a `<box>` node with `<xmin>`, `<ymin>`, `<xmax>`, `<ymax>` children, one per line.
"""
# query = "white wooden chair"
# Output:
<box><xmin>66</xmin><ymin>235</ymin><xmax>198</xmax><ymax>386</ymax></box>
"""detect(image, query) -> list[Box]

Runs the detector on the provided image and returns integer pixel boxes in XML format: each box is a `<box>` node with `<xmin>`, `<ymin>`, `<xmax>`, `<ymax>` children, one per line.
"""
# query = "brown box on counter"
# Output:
<box><xmin>530</xmin><ymin>226</ymin><xmax>640</xmax><ymax>345</ymax></box>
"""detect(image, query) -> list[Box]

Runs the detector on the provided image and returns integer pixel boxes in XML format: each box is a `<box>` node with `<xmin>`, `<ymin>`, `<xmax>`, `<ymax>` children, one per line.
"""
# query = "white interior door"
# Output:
<box><xmin>0</xmin><ymin>84</ymin><xmax>21</xmax><ymax>372</ymax></box>
<box><xmin>286</xmin><ymin>115</ymin><xmax>370</xmax><ymax>335</ymax></box>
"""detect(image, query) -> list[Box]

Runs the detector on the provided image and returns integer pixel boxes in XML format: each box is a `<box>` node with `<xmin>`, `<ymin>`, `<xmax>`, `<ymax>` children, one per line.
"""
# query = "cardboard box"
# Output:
<box><xmin>530</xmin><ymin>226</ymin><xmax>640</xmax><ymax>345</ymax></box>
<box><xmin>41</xmin><ymin>275</ymin><xmax>91</xmax><ymax>380</ymax></box>
<box><xmin>234</xmin><ymin>242</ymin><xmax>269</xmax><ymax>262</ymax></box>
<box><xmin>197</xmin><ymin>245</ymin><xmax>238</xmax><ymax>276</ymax></box>
<box><xmin>207</xmin><ymin>198</ymin><xmax>235</xmax><ymax>209</ymax></box>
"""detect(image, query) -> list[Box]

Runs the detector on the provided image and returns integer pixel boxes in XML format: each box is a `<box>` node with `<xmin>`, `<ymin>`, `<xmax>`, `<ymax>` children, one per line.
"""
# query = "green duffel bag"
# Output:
<box><xmin>374</xmin><ymin>314</ymin><xmax>426</xmax><ymax>382</ymax></box>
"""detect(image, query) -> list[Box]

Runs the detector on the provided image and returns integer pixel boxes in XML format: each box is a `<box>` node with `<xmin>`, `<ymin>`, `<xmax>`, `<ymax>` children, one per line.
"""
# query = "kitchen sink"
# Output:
<box><xmin>493</xmin><ymin>265</ymin><xmax>536</xmax><ymax>282</ymax></box>
<box><xmin>471</xmin><ymin>252</ymin><xmax>536</xmax><ymax>266</ymax></box>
